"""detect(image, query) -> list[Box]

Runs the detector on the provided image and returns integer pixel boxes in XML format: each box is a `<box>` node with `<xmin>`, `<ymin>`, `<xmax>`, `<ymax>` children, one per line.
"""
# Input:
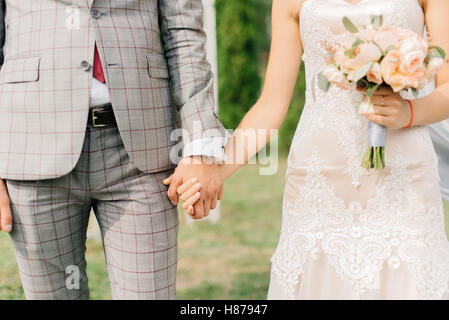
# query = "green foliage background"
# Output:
<box><xmin>215</xmin><ymin>0</ymin><xmax>306</xmax><ymax>154</ymax></box>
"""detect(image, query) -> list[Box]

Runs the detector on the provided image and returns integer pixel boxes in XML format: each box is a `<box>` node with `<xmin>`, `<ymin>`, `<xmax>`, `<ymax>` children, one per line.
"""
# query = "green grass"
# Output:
<box><xmin>176</xmin><ymin>160</ymin><xmax>286</xmax><ymax>299</ymax></box>
<box><xmin>1</xmin><ymin>159</ymin><xmax>448</xmax><ymax>300</ymax></box>
<box><xmin>0</xmin><ymin>160</ymin><xmax>286</xmax><ymax>300</ymax></box>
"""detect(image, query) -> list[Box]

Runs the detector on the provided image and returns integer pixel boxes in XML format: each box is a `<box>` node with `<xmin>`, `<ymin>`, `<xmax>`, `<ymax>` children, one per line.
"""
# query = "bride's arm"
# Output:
<box><xmin>220</xmin><ymin>0</ymin><xmax>305</xmax><ymax>180</ymax></box>
<box><xmin>411</xmin><ymin>0</ymin><xmax>449</xmax><ymax>125</ymax></box>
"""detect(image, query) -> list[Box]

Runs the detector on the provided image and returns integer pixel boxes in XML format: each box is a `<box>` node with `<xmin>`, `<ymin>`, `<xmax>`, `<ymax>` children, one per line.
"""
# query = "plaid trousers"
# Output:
<box><xmin>5</xmin><ymin>125</ymin><xmax>178</xmax><ymax>300</ymax></box>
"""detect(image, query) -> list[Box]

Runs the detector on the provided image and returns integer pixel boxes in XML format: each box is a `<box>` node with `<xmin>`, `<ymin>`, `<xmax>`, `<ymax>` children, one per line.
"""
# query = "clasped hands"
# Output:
<box><xmin>163</xmin><ymin>156</ymin><xmax>224</xmax><ymax>219</ymax></box>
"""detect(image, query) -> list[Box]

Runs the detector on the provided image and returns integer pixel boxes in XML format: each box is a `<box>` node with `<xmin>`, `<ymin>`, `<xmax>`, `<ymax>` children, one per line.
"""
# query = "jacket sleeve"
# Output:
<box><xmin>0</xmin><ymin>0</ymin><xmax>5</xmax><ymax>67</ymax></box>
<box><xmin>158</xmin><ymin>0</ymin><xmax>227</xmax><ymax>152</ymax></box>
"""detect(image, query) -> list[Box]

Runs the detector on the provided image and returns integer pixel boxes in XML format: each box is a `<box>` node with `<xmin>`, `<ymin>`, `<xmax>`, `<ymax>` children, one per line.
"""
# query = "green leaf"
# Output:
<box><xmin>411</xmin><ymin>88</ymin><xmax>419</xmax><ymax>98</ymax></box>
<box><xmin>384</xmin><ymin>45</ymin><xmax>397</xmax><ymax>55</ymax></box>
<box><xmin>317</xmin><ymin>71</ymin><xmax>331</xmax><ymax>92</ymax></box>
<box><xmin>429</xmin><ymin>45</ymin><xmax>447</xmax><ymax>60</ymax></box>
<box><xmin>343</xmin><ymin>17</ymin><xmax>359</xmax><ymax>33</ymax></box>
<box><xmin>366</xmin><ymin>83</ymin><xmax>381</xmax><ymax>97</ymax></box>
<box><xmin>357</xmin><ymin>78</ymin><xmax>368</xmax><ymax>90</ymax></box>
<box><xmin>370</xmin><ymin>15</ymin><xmax>383</xmax><ymax>29</ymax></box>
<box><xmin>352</xmin><ymin>63</ymin><xmax>373</xmax><ymax>83</ymax></box>
<box><xmin>379</xmin><ymin>15</ymin><xmax>384</xmax><ymax>27</ymax></box>
<box><xmin>352</xmin><ymin>38</ymin><xmax>364</xmax><ymax>48</ymax></box>
<box><xmin>345</xmin><ymin>47</ymin><xmax>357</xmax><ymax>58</ymax></box>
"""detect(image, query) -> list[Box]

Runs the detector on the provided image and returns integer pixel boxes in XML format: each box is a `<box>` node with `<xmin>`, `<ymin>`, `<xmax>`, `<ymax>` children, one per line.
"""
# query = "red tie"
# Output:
<box><xmin>93</xmin><ymin>44</ymin><xmax>106</xmax><ymax>83</ymax></box>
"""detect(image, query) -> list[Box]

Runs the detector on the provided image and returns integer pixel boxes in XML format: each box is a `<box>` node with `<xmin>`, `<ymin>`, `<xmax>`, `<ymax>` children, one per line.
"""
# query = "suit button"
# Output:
<box><xmin>91</xmin><ymin>8</ymin><xmax>102</xmax><ymax>19</ymax></box>
<box><xmin>80</xmin><ymin>60</ymin><xmax>90</xmax><ymax>71</ymax></box>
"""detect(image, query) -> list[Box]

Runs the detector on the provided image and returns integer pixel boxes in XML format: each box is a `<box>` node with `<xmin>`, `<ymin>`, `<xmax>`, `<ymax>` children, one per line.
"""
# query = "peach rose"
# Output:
<box><xmin>334</xmin><ymin>48</ymin><xmax>350</xmax><ymax>70</ymax></box>
<box><xmin>367</xmin><ymin>62</ymin><xmax>383</xmax><ymax>84</ymax></box>
<box><xmin>353</xmin><ymin>43</ymin><xmax>382</xmax><ymax>68</ymax></box>
<box><xmin>399</xmin><ymin>35</ymin><xmax>428</xmax><ymax>88</ymax></box>
<box><xmin>399</xmin><ymin>50</ymin><xmax>426</xmax><ymax>74</ymax></box>
<box><xmin>323</xmin><ymin>65</ymin><xmax>350</xmax><ymax>89</ymax></box>
<box><xmin>381</xmin><ymin>50</ymin><xmax>427</xmax><ymax>91</ymax></box>
<box><xmin>363</xmin><ymin>25</ymin><xmax>399</xmax><ymax>53</ymax></box>
<box><xmin>336</xmin><ymin>42</ymin><xmax>382</xmax><ymax>75</ymax></box>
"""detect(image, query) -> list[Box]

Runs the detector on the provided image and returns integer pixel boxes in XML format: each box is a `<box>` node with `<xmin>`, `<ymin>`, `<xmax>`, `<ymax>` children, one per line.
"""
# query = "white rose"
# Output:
<box><xmin>400</xmin><ymin>36</ymin><xmax>428</xmax><ymax>55</ymax></box>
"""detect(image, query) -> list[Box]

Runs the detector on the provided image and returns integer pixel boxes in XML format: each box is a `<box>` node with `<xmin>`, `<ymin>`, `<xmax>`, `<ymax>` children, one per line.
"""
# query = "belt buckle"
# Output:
<box><xmin>91</xmin><ymin>108</ymin><xmax>108</xmax><ymax>128</ymax></box>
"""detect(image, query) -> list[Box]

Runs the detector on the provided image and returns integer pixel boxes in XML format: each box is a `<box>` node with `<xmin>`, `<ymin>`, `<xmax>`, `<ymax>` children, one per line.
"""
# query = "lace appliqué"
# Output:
<box><xmin>271</xmin><ymin>148</ymin><xmax>449</xmax><ymax>299</ymax></box>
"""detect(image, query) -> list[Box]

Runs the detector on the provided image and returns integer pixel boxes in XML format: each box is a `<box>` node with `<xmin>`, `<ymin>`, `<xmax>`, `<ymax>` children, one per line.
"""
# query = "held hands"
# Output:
<box><xmin>360</xmin><ymin>87</ymin><xmax>413</xmax><ymax>129</ymax></box>
<box><xmin>163</xmin><ymin>156</ymin><xmax>223</xmax><ymax>219</ymax></box>
<box><xmin>0</xmin><ymin>179</ymin><xmax>12</xmax><ymax>233</ymax></box>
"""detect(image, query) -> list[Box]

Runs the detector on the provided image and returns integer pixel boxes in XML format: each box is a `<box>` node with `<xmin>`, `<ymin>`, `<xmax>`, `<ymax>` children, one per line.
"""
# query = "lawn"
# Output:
<box><xmin>1</xmin><ymin>159</ymin><xmax>448</xmax><ymax>300</ymax></box>
<box><xmin>0</xmin><ymin>159</ymin><xmax>286</xmax><ymax>300</ymax></box>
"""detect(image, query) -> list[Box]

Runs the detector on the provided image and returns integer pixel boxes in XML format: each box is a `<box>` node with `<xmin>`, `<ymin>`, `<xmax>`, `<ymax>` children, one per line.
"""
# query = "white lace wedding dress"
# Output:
<box><xmin>268</xmin><ymin>0</ymin><xmax>449</xmax><ymax>300</ymax></box>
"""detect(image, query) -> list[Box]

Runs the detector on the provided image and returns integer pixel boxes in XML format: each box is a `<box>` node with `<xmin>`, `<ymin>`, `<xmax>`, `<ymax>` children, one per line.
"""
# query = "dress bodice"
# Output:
<box><xmin>292</xmin><ymin>0</ymin><xmax>430</xmax><ymax>188</ymax></box>
<box><xmin>300</xmin><ymin>0</ymin><xmax>424</xmax><ymax>69</ymax></box>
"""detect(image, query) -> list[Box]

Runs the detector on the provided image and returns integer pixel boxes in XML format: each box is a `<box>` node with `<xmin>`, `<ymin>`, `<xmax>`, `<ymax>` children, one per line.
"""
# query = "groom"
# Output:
<box><xmin>0</xmin><ymin>0</ymin><xmax>225</xmax><ymax>299</ymax></box>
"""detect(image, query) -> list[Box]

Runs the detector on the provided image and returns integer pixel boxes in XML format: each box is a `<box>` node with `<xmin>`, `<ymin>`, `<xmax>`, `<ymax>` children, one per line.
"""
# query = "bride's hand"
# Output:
<box><xmin>177</xmin><ymin>178</ymin><xmax>202</xmax><ymax>215</ymax></box>
<box><xmin>361</xmin><ymin>87</ymin><xmax>413</xmax><ymax>129</ymax></box>
<box><xmin>163</xmin><ymin>176</ymin><xmax>202</xmax><ymax>215</ymax></box>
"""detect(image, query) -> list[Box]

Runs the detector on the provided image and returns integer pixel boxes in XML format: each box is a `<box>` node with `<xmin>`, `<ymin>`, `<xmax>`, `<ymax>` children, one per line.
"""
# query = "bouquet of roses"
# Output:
<box><xmin>317</xmin><ymin>15</ymin><xmax>446</xmax><ymax>170</ymax></box>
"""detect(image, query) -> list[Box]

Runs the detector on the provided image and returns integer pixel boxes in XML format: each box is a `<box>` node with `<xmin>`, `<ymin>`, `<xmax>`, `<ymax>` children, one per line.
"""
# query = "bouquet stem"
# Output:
<box><xmin>361</xmin><ymin>146</ymin><xmax>385</xmax><ymax>170</ymax></box>
<box><xmin>359</xmin><ymin>113</ymin><xmax>387</xmax><ymax>171</ymax></box>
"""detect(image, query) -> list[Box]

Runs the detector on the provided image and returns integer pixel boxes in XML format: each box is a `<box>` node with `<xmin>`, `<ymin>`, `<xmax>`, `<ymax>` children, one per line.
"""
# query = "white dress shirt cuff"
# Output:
<box><xmin>183</xmin><ymin>138</ymin><xmax>226</xmax><ymax>163</ymax></box>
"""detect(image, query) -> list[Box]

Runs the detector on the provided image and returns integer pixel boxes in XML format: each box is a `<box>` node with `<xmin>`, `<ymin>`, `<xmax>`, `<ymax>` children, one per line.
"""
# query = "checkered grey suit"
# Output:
<box><xmin>0</xmin><ymin>0</ymin><xmax>225</xmax><ymax>299</ymax></box>
<box><xmin>0</xmin><ymin>0</ymin><xmax>225</xmax><ymax>180</ymax></box>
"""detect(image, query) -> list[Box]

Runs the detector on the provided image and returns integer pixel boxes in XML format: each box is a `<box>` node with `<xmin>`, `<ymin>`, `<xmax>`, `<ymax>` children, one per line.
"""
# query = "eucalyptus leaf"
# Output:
<box><xmin>411</xmin><ymin>88</ymin><xmax>419</xmax><ymax>98</ymax></box>
<box><xmin>352</xmin><ymin>38</ymin><xmax>364</xmax><ymax>48</ymax></box>
<box><xmin>343</xmin><ymin>17</ymin><xmax>359</xmax><ymax>33</ymax></box>
<box><xmin>317</xmin><ymin>71</ymin><xmax>331</xmax><ymax>92</ymax></box>
<box><xmin>366</xmin><ymin>83</ymin><xmax>381</xmax><ymax>97</ymax></box>
<box><xmin>345</xmin><ymin>47</ymin><xmax>357</xmax><ymax>58</ymax></box>
<box><xmin>352</xmin><ymin>63</ymin><xmax>373</xmax><ymax>83</ymax></box>
<box><xmin>429</xmin><ymin>45</ymin><xmax>447</xmax><ymax>59</ymax></box>
<box><xmin>370</xmin><ymin>15</ymin><xmax>382</xmax><ymax>29</ymax></box>
<box><xmin>427</xmin><ymin>52</ymin><xmax>439</xmax><ymax>59</ymax></box>
<box><xmin>357</xmin><ymin>78</ymin><xmax>368</xmax><ymax>90</ymax></box>
<box><xmin>384</xmin><ymin>45</ymin><xmax>397</xmax><ymax>55</ymax></box>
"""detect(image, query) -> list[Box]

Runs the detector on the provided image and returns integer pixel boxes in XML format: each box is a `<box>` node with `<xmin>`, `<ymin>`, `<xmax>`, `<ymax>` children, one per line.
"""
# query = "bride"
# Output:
<box><xmin>172</xmin><ymin>0</ymin><xmax>449</xmax><ymax>299</ymax></box>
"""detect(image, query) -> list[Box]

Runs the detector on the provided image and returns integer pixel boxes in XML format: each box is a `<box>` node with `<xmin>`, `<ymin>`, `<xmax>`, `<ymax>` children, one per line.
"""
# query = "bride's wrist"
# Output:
<box><xmin>402</xmin><ymin>99</ymin><xmax>414</xmax><ymax>129</ymax></box>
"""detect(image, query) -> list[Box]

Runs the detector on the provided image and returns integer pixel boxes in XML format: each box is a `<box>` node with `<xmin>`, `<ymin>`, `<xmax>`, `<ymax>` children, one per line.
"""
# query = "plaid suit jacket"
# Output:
<box><xmin>0</xmin><ymin>0</ymin><xmax>225</xmax><ymax>180</ymax></box>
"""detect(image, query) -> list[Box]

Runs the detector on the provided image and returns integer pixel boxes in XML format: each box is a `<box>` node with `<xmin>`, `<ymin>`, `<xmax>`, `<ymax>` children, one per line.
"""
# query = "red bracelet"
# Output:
<box><xmin>403</xmin><ymin>99</ymin><xmax>414</xmax><ymax>129</ymax></box>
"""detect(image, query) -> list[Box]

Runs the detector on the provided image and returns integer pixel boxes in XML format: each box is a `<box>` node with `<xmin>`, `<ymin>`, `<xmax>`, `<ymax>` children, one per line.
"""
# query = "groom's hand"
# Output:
<box><xmin>0</xmin><ymin>179</ymin><xmax>12</xmax><ymax>233</ymax></box>
<box><xmin>164</xmin><ymin>156</ymin><xmax>223</xmax><ymax>219</ymax></box>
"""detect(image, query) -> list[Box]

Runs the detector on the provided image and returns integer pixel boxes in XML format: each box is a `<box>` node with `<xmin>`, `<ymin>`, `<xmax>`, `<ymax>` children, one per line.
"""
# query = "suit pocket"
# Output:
<box><xmin>146</xmin><ymin>54</ymin><xmax>169</xmax><ymax>79</ymax></box>
<box><xmin>0</xmin><ymin>56</ymin><xmax>40</xmax><ymax>84</ymax></box>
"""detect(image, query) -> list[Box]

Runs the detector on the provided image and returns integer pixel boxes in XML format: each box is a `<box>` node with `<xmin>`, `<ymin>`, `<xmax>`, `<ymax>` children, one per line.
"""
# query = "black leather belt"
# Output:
<box><xmin>87</xmin><ymin>103</ymin><xmax>117</xmax><ymax>128</ymax></box>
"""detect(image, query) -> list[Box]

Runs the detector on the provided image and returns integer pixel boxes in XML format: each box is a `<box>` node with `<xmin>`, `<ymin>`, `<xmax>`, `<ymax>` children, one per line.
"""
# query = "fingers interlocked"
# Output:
<box><xmin>177</xmin><ymin>178</ymin><xmax>202</xmax><ymax>216</ymax></box>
